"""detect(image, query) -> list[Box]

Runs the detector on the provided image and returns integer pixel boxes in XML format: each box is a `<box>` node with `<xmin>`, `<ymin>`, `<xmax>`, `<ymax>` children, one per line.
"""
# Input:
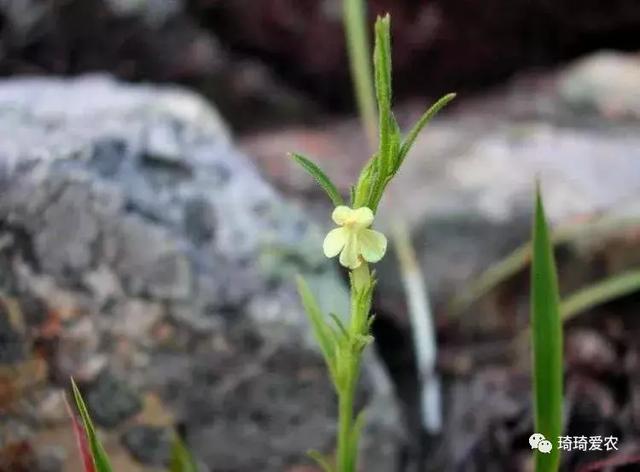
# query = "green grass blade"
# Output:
<box><xmin>289</xmin><ymin>153</ymin><xmax>345</xmax><ymax>206</ymax></box>
<box><xmin>561</xmin><ymin>269</ymin><xmax>640</xmax><ymax>322</ymax></box>
<box><xmin>398</xmin><ymin>93</ymin><xmax>456</xmax><ymax>166</ymax></box>
<box><xmin>70</xmin><ymin>378</ymin><xmax>114</xmax><ymax>472</ymax></box>
<box><xmin>450</xmin><ymin>215</ymin><xmax>640</xmax><ymax>316</ymax></box>
<box><xmin>170</xmin><ymin>433</ymin><xmax>198</xmax><ymax>472</ymax></box>
<box><xmin>296</xmin><ymin>275</ymin><xmax>337</xmax><ymax>376</ymax></box>
<box><xmin>308</xmin><ymin>450</ymin><xmax>335</xmax><ymax>472</ymax></box>
<box><xmin>531</xmin><ymin>187</ymin><xmax>563</xmax><ymax>472</ymax></box>
<box><xmin>342</xmin><ymin>0</ymin><xmax>377</xmax><ymax>147</ymax></box>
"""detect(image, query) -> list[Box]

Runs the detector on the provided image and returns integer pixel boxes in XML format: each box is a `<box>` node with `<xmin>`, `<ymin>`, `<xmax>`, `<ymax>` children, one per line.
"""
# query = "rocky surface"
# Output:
<box><xmin>0</xmin><ymin>75</ymin><xmax>402</xmax><ymax>471</ymax></box>
<box><xmin>0</xmin><ymin>0</ymin><xmax>319</xmax><ymax>131</ymax></box>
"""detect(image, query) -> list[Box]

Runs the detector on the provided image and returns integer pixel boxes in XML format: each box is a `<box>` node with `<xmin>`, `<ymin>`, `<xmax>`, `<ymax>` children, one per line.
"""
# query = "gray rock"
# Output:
<box><xmin>0</xmin><ymin>75</ymin><xmax>402</xmax><ymax>471</ymax></box>
<box><xmin>85</xmin><ymin>371</ymin><xmax>143</xmax><ymax>428</ymax></box>
<box><xmin>0</xmin><ymin>303</ymin><xmax>26</xmax><ymax>363</ymax></box>
<box><xmin>121</xmin><ymin>425</ymin><xmax>172</xmax><ymax>466</ymax></box>
<box><xmin>559</xmin><ymin>51</ymin><xmax>640</xmax><ymax>119</ymax></box>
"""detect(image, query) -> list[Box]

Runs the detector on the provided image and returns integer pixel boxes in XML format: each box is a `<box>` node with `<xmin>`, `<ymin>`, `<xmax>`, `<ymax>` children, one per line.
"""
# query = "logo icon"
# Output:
<box><xmin>529</xmin><ymin>433</ymin><xmax>553</xmax><ymax>454</ymax></box>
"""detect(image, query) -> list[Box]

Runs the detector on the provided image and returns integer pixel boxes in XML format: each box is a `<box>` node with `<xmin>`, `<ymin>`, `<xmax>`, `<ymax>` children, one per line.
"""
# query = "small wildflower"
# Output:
<box><xmin>323</xmin><ymin>206</ymin><xmax>387</xmax><ymax>269</ymax></box>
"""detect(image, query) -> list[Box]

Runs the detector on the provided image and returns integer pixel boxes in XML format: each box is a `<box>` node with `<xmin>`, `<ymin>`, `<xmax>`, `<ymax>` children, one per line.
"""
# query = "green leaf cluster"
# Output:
<box><xmin>296</xmin><ymin>275</ymin><xmax>374</xmax><ymax>395</ymax></box>
<box><xmin>291</xmin><ymin>15</ymin><xmax>454</xmax><ymax>214</ymax></box>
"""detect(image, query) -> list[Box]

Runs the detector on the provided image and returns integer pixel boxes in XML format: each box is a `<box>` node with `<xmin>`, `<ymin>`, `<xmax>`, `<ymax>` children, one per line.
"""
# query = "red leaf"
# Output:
<box><xmin>64</xmin><ymin>394</ymin><xmax>97</xmax><ymax>472</ymax></box>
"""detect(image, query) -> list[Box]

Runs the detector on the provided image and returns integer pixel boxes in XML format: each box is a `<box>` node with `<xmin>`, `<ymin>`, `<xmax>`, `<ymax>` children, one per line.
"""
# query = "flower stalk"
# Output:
<box><xmin>291</xmin><ymin>14</ymin><xmax>454</xmax><ymax>471</ymax></box>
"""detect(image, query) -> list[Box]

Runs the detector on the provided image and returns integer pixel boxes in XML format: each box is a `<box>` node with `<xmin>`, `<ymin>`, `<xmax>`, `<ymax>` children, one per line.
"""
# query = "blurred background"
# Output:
<box><xmin>1</xmin><ymin>0</ymin><xmax>640</xmax><ymax>471</ymax></box>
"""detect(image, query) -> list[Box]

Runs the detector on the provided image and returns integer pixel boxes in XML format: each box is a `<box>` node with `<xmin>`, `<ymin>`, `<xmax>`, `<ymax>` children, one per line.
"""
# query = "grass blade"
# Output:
<box><xmin>308</xmin><ymin>450</ymin><xmax>335</xmax><ymax>472</ymax></box>
<box><xmin>450</xmin><ymin>215</ymin><xmax>640</xmax><ymax>316</ymax></box>
<box><xmin>561</xmin><ymin>269</ymin><xmax>640</xmax><ymax>322</ymax></box>
<box><xmin>289</xmin><ymin>153</ymin><xmax>345</xmax><ymax>206</ymax></box>
<box><xmin>65</xmin><ymin>395</ymin><xmax>96</xmax><ymax>472</ymax></box>
<box><xmin>342</xmin><ymin>0</ymin><xmax>377</xmax><ymax>147</ymax></box>
<box><xmin>170</xmin><ymin>433</ymin><xmax>198</xmax><ymax>472</ymax></box>
<box><xmin>70</xmin><ymin>378</ymin><xmax>114</xmax><ymax>472</ymax></box>
<box><xmin>531</xmin><ymin>186</ymin><xmax>563</xmax><ymax>472</ymax></box>
<box><xmin>398</xmin><ymin>93</ymin><xmax>456</xmax><ymax>165</ymax></box>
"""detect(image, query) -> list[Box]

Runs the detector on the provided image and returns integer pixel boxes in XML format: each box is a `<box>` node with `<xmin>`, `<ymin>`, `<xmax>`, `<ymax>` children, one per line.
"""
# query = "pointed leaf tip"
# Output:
<box><xmin>397</xmin><ymin>92</ymin><xmax>456</xmax><ymax>165</ymax></box>
<box><xmin>290</xmin><ymin>152</ymin><xmax>345</xmax><ymax>206</ymax></box>
<box><xmin>531</xmin><ymin>186</ymin><xmax>563</xmax><ymax>472</ymax></box>
<box><xmin>70</xmin><ymin>378</ymin><xmax>114</xmax><ymax>472</ymax></box>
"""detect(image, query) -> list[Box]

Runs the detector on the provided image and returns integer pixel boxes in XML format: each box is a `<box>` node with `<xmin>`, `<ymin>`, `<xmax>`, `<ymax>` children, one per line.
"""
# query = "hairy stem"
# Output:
<box><xmin>337</xmin><ymin>364</ymin><xmax>356</xmax><ymax>472</ymax></box>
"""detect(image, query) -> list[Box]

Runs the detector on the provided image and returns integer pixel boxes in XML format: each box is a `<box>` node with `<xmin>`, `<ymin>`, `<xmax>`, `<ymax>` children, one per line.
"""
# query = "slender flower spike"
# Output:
<box><xmin>323</xmin><ymin>206</ymin><xmax>387</xmax><ymax>269</ymax></box>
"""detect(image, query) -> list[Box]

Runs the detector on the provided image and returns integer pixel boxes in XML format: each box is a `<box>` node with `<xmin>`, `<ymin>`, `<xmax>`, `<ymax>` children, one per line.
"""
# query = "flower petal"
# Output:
<box><xmin>332</xmin><ymin>206</ymin><xmax>353</xmax><ymax>225</ymax></box>
<box><xmin>351</xmin><ymin>207</ymin><xmax>374</xmax><ymax>229</ymax></box>
<box><xmin>323</xmin><ymin>227</ymin><xmax>347</xmax><ymax>258</ymax></box>
<box><xmin>339</xmin><ymin>232</ymin><xmax>361</xmax><ymax>269</ymax></box>
<box><xmin>358</xmin><ymin>228</ymin><xmax>387</xmax><ymax>263</ymax></box>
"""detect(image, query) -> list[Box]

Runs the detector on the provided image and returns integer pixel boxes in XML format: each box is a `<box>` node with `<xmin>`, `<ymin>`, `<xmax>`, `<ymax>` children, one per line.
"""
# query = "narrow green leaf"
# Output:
<box><xmin>329</xmin><ymin>313</ymin><xmax>349</xmax><ymax>339</ymax></box>
<box><xmin>531</xmin><ymin>186</ymin><xmax>563</xmax><ymax>472</ymax></box>
<box><xmin>296</xmin><ymin>275</ymin><xmax>336</xmax><ymax>376</ymax></box>
<box><xmin>290</xmin><ymin>153</ymin><xmax>345</xmax><ymax>206</ymax></box>
<box><xmin>70</xmin><ymin>378</ymin><xmax>114</xmax><ymax>472</ymax></box>
<box><xmin>450</xmin><ymin>215</ymin><xmax>640</xmax><ymax>317</ymax></box>
<box><xmin>373</xmin><ymin>15</ymin><xmax>393</xmax><ymax>176</ymax></box>
<box><xmin>389</xmin><ymin>113</ymin><xmax>401</xmax><ymax>171</ymax></box>
<box><xmin>347</xmin><ymin>410</ymin><xmax>366</xmax><ymax>472</ymax></box>
<box><xmin>398</xmin><ymin>93</ymin><xmax>456</xmax><ymax>165</ymax></box>
<box><xmin>170</xmin><ymin>433</ymin><xmax>198</xmax><ymax>472</ymax></box>
<box><xmin>352</xmin><ymin>155</ymin><xmax>376</xmax><ymax>208</ymax></box>
<box><xmin>561</xmin><ymin>269</ymin><xmax>640</xmax><ymax>322</ymax></box>
<box><xmin>308</xmin><ymin>450</ymin><xmax>335</xmax><ymax>472</ymax></box>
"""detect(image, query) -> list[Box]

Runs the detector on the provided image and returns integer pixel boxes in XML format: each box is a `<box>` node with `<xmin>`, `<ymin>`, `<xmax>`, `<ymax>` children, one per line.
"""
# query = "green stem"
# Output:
<box><xmin>343</xmin><ymin>0</ymin><xmax>377</xmax><ymax>149</ymax></box>
<box><xmin>337</xmin><ymin>369</ymin><xmax>356</xmax><ymax>472</ymax></box>
<box><xmin>337</xmin><ymin>264</ymin><xmax>371</xmax><ymax>471</ymax></box>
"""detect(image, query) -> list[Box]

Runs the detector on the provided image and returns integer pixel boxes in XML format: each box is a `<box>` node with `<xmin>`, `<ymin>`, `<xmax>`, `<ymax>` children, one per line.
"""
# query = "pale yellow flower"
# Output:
<box><xmin>323</xmin><ymin>206</ymin><xmax>387</xmax><ymax>269</ymax></box>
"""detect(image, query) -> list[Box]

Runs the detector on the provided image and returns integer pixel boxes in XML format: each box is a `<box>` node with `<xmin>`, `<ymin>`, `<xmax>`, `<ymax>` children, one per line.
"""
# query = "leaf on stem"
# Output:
<box><xmin>531</xmin><ymin>185</ymin><xmax>563</xmax><ymax>472</ymax></box>
<box><xmin>296</xmin><ymin>275</ymin><xmax>337</xmax><ymax>377</ymax></box>
<box><xmin>373</xmin><ymin>15</ymin><xmax>394</xmax><ymax>177</ymax></box>
<box><xmin>290</xmin><ymin>153</ymin><xmax>345</xmax><ymax>207</ymax></box>
<box><xmin>347</xmin><ymin>410</ymin><xmax>367</xmax><ymax>472</ymax></box>
<box><xmin>398</xmin><ymin>93</ymin><xmax>456</xmax><ymax>165</ymax></box>
<box><xmin>329</xmin><ymin>312</ymin><xmax>349</xmax><ymax>339</ymax></box>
